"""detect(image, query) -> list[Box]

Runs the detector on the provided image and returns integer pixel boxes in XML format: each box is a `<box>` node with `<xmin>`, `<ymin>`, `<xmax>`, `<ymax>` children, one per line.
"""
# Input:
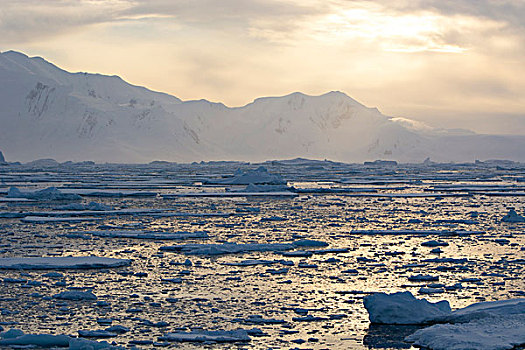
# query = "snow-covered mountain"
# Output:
<box><xmin>1</xmin><ymin>50</ymin><xmax>524</xmax><ymax>163</ymax></box>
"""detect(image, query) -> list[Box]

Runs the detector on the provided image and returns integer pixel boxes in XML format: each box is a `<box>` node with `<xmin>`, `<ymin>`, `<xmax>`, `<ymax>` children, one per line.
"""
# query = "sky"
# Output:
<box><xmin>1</xmin><ymin>0</ymin><xmax>525</xmax><ymax>134</ymax></box>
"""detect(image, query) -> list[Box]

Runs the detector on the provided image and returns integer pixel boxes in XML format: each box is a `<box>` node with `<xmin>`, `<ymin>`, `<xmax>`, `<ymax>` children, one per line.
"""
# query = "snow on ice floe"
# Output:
<box><xmin>85</xmin><ymin>230</ymin><xmax>209</xmax><ymax>240</ymax></box>
<box><xmin>0</xmin><ymin>256</ymin><xmax>131</xmax><ymax>269</ymax></box>
<box><xmin>0</xmin><ymin>329</ymin><xmax>122</xmax><ymax>349</ymax></box>
<box><xmin>6</xmin><ymin>186</ymin><xmax>82</xmax><ymax>200</ymax></box>
<box><xmin>158</xmin><ymin>329</ymin><xmax>251</xmax><ymax>343</ymax></box>
<box><xmin>405</xmin><ymin>315</ymin><xmax>525</xmax><ymax>350</ymax></box>
<box><xmin>205</xmin><ymin>166</ymin><xmax>286</xmax><ymax>185</ymax></box>
<box><xmin>21</xmin><ymin>216</ymin><xmax>103</xmax><ymax>223</ymax></box>
<box><xmin>160</xmin><ymin>240</ymin><xmax>328</xmax><ymax>255</ymax></box>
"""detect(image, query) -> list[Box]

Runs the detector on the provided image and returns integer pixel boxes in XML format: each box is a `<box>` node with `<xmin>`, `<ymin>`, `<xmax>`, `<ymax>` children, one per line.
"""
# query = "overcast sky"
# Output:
<box><xmin>2</xmin><ymin>0</ymin><xmax>524</xmax><ymax>133</ymax></box>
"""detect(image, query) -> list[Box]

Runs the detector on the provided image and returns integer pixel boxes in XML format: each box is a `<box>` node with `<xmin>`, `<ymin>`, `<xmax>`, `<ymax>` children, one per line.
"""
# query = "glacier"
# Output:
<box><xmin>1</xmin><ymin>50</ymin><xmax>524</xmax><ymax>163</ymax></box>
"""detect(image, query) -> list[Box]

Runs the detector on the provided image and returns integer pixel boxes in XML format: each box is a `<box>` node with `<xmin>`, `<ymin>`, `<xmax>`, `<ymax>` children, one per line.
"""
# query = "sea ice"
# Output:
<box><xmin>6</xmin><ymin>186</ymin><xmax>82</xmax><ymax>200</ymax></box>
<box><xmin>160</xmin><ymin>240</ymin><xmax>328</xmax><ymax>255</ymax></box>
<box><xmin>0</xmin><ymin>256</ymin><xmax>131</xmax><ymax>269</ymax></box>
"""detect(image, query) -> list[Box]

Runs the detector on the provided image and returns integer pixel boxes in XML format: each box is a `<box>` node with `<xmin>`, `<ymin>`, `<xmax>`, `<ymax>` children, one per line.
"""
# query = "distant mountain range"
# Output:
<box><xmin>1</xmin><ymin>50</ymin><xmax>524</xmax><ymax>163</ymax></box>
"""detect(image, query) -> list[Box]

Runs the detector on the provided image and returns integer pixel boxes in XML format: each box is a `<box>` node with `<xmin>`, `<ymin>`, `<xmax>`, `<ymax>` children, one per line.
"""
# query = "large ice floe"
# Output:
<box><xmin>0</xmin><ymin>329</ymin><xmax>122</xmax><ymax>349</ymax></box>
<box><xmin>158</xmin><ymin>329</ymin><xmax>251</xmax><ymax>343</ymax></box>
<box><xmin>85</xmin><ymin>230</ymin><xmax>209</xmax><ymax>240</ymax></box>
<box><xmin>0</xmin><ymin>256</ymin><xmax>131</xmax><ymax>269</ymax></box>
<box><xmin>363</xmin><ymin>292</ymin><xmax>525</xmax><ymax>350</ymax></box>
<box><xmin>160</xmin><ymin>240</ymin><xmax>328</xmax><ymax>255</ymax></box>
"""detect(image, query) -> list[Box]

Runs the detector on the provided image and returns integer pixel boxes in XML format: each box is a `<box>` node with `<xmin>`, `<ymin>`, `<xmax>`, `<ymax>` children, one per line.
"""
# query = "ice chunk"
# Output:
<box><xmin>78</xmin><ymin>330</ymin><xmax>116</xmax><ymax>338</ymax></box>
<box><xmin>501</xmin><ymin>209</ymin><xmax>525</xmax><ymax>223</ymax></box>
<box><xmin>0</xmin><ymin>256</ymin><xmax>131</xmax><ymax>269</ymax></box>
<box><xmin>363</xmin><ymin>292</ymin><xmax>451</xmax><ymax>325</ymax></box>
<box><xmin>208</xmin><ymin>166</ymin><xmax>286</xmax><ymax>185</ymax></box>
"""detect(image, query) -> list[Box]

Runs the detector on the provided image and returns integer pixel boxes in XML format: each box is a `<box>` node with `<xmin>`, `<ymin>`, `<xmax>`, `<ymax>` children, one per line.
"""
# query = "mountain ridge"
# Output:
<box><xmin>1</xmin><ymin>50</ymin><xmax>524</xmax><ymax>163</ymax></box>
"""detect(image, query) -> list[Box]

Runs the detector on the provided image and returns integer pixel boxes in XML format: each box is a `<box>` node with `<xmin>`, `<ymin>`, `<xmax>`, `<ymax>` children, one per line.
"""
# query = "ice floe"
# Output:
<box><xmin>0</xmin><ymin>329</ymin><xmax>122</xmax><ymax>349</ymax></box>
<box><xmin>160</xmin><ymin>240</ymin><xmax>328</xmax><ymax>255</ymax></box>
<box><xmin>6</xmin><ymin>186</ymin><xmax>82</xmax><ymax>200</ymax></box>
<box><xmin>0</xmin><ymin>256</ymin><xmax>131</xmax><ymax>269</ymax></box>
<box><xmin>501</xmin><ymin>209</ymin><xmax>525</xmax><ymax>223</ymax></box>
<box><xmin>158</xmin><ymin>329</ymin><xmax>251</xmax><ymax>343</ymax></box>
<box><xmin>405</xmin><ymin>315</ymin><xmax>525</xmax><ymax>350</ymax></box>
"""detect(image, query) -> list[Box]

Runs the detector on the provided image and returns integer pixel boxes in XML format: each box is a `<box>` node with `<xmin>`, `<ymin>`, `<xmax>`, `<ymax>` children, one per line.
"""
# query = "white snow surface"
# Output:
<box><xmin>7</xmin><ymin>186</ymin><xmax>82</xmax><ymax>200</ymax></box>
<box><xmin>0</xmin><ymin>256</ymin><xmax>131</xmax><ymax>269</ymax></box>
<box><xmin>2</xmin><ymin>50</ymin><xmax>525</xmax><ymax>163</ymax></box>
<box><xmin>405</xmin><ymin>314</ymin><xmax>525</xmax><ymax>350</ymax></box>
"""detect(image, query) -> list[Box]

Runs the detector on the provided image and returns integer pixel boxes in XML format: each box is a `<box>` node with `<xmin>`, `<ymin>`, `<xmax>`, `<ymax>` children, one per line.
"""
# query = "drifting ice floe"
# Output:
<box><xmin>158</xmin><ymin>329</ymin><xmax>251</xmax><ymax>343</ymax></box>
<box><xmin>206</xmin><ymin>166</ymin><xmax>286</xmax><ymax>185</ymax></box>
<box><xmin>0</xmin><ymin>256</ymin><xmax>131</xmax><ymax>269</ymax></box>
<box><xmin>0</xmin><ymin>329</ymin><xmax>122</xmax><ymax>349</ymax></box>
<box><xmin>160</xmin><ymin>240</ymin><xmax>328</xmax><ymax>255</ymax></box>
<box><xmin>85</xmin><ymin>230</ymin><xmax>209</xmax><ymax>240</ymax></box>
<box><xmin>6</xmin><ymin>186</ymin><xmax>82</xmax><ymax>200</ymax></box>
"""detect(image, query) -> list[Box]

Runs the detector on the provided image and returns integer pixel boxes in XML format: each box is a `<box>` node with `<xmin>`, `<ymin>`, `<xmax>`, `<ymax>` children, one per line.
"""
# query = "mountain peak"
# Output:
<box><xmin>1</xmin><ymin>50</ymin><xmax>29</xmax><ymax>59</ymax></box>
<box><xmin>1</xmin><ymin>51</ymin><xmax>523</xmax><ymax>163</ymax></box>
